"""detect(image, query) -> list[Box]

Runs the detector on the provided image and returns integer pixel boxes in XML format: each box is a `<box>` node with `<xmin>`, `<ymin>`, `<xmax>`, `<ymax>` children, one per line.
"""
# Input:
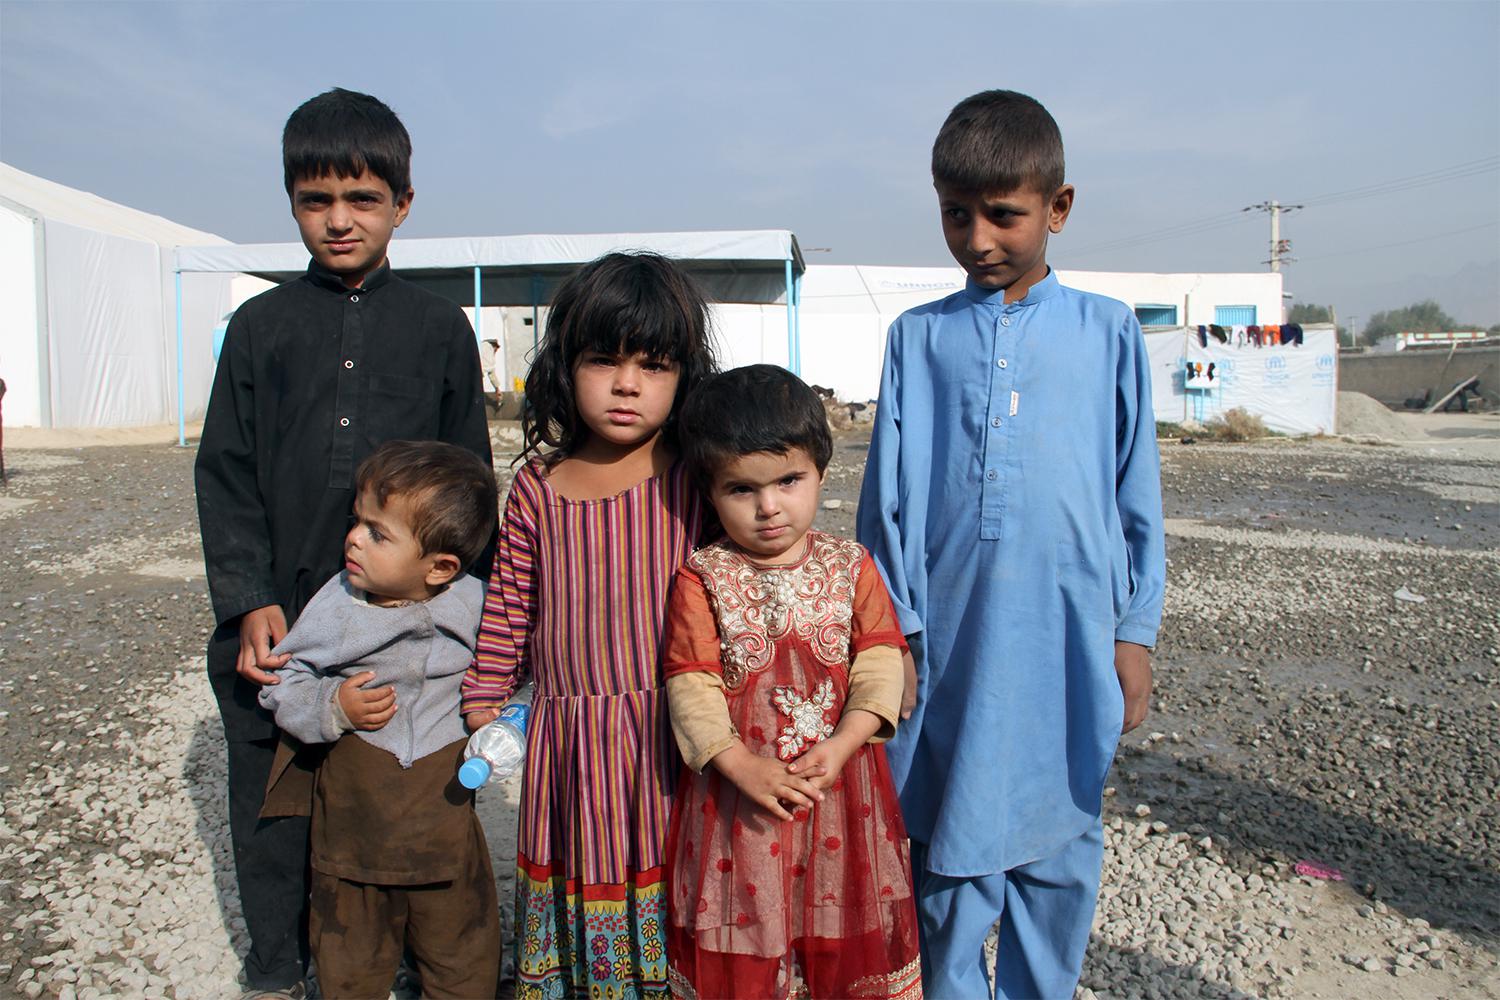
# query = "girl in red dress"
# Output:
<box><xmin>661</xmin><ymin>365</ymin><xmax>922</xmax><ymax>1000</ymax></box>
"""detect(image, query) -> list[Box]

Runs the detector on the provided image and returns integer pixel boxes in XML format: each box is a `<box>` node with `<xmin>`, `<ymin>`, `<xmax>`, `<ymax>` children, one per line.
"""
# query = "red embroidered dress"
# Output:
<box><xmin>662</xmin><ymin>532</ymin><xmax>922</xmax><ymax>1000</ymax></box>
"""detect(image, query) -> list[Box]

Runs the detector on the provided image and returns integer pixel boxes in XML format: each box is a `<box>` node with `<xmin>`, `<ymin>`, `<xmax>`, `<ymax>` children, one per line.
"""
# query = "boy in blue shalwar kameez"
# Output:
<box><xmin>856</xmin><ymin>90</ymin><xmax>1166</xmax><ymax>1000</ymax></box>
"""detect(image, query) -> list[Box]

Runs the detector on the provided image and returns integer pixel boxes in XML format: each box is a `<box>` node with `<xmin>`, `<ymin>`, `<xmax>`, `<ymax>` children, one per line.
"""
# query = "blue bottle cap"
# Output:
<box><xmin>458</xmin><ymin>757</ymin><xmax>491</xmax><ymax>790</ymax></box>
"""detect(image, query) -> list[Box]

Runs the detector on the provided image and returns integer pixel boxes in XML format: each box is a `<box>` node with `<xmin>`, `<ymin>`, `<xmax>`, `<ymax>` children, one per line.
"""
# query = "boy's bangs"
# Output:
<box><xmin>934</xmin><ymin>142</ymin><xmax>1053</xmax><ymax>196</ymax></box>
<box><xmin>291</xmin><ymin>152</ymin><xmax>371</xmax><ymax>186</ymax></box>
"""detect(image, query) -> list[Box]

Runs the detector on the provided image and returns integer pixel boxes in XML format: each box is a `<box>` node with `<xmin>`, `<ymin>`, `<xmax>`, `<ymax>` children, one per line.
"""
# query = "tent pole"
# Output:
<box><xmin>531</xmin><ymin>275</ymin><xmax>541</xmax><ymax>353</ymax></box>
<box><xmin>175</xmin><ymin>271</ymin><xmax>186</xmax><ymax>447</ymax></box>
<box><xmin>785</xmin><ymin>259</ymin><xmax>794</xmax><ymax>372</ymax></box>
<box><xmin>472</xmin><ymin>266</ymin><xmax>482</xmax><ymax>341</ymax></box>
<box><xmin>792</xmin><ymin>269</ymin><xmax>802</xmax><ymax>377</ymax></box>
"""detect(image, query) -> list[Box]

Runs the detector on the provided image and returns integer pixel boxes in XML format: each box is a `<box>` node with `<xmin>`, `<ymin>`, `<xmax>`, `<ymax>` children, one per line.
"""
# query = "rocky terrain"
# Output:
<box><xmin>0</xmin><ymin>416</ymin><xmax>1496</xmax><ymax>999</ymax></box>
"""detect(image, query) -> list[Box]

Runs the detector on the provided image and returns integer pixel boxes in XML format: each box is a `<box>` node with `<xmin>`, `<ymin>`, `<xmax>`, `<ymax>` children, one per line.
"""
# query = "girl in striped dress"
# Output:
<box><xmin>462</xmin><ymin>252</ymin><xmax>718</xmax><ymax>1000</ymax></box>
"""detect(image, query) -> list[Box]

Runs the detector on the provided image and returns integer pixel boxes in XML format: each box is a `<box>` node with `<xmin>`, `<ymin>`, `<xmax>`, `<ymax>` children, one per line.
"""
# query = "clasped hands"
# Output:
<box><xmin>712</xmin><ymin>727</ymin><xmax>867</xmax><ymax>822</ymax></box>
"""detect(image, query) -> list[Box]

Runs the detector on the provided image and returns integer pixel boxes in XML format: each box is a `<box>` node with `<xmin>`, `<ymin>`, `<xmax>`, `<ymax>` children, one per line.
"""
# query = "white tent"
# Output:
<box><xmin>0</xmin><ymin>163</ymin><xmax>238</xmax><ymax>428</ymax></box>
<box><xmin>714</xmin><ymin>265</ymin><xmax>966</xmax><ymax>397</ymax></box>
<box><xmin>176</xmin><ymin>230</ymin><xmax>806</xmax><ymax>443</ymax></box>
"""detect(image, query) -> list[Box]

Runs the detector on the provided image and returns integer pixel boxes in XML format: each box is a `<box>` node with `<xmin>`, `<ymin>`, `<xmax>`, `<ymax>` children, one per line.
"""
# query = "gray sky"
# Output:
<box><xmin>3</xmin><ymin>0</ymin><xmax>1497</xmax><ymax>328</ymax></box>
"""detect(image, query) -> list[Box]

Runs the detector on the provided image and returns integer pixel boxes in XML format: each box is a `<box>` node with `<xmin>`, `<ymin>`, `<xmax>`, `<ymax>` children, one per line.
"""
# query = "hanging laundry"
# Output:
<box><xmin>1266</xmin><ymin>324</ymin><xmax>1282</xmax><ymax>346</ymax></box>
<box><xmin>1247</xmin><ymin>325</ymin><xmax>1262</xmax><ymax>347</ymax></box>
<box><xmin>1196</xmin><ymin>325</ymin><xmax>1208</xmax><ymax>348</ymax></box>
<box><xmin>1282</xmin><ymin>322</ymin><xmax>1304</xmax><ymax>346</ymax></box>
<box><xmin>1232</xmin><ymin>325</ymin><xmax>1248</xmax><ymax>348</ymax></box>
<box><xmin>1209</xmin><ymin>324</ymin><xmax>1229</xmax><ymax>344</ymax></box>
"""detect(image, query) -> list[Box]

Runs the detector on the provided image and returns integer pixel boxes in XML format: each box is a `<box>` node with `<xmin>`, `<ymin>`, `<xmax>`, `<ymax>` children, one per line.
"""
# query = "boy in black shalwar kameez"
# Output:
<box><xmin>194</xmin><ymin>88</ymin><xmax>493</xmax><ymax>998</ymax></box>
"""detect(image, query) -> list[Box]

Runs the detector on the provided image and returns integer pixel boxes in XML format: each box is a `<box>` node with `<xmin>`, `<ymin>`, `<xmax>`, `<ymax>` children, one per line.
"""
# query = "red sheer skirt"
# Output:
<box><xmin>665</xmin><ymin>648</ymin><xmax>921</xmax><ymax>1000</ymax></box>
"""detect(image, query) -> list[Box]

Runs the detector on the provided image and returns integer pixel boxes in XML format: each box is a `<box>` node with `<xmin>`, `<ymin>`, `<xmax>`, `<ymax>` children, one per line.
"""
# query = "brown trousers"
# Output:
<box><xmin>309</xmin><ymin>831</ymin><xmax>501</xmax><ymax>999</ymax></box>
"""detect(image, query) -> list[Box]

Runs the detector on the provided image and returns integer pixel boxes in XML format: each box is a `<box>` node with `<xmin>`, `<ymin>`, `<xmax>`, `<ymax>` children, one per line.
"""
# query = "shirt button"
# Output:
<box><xmin>349</xmin><ymin>294</ymin><xmax>360</xmax><ymax>303</ymax></box>
<box><xmin>985</xmin><ymin>470</ymin><xmax>997</xmax><ymax>481</ymax></box>
<box><xmin>1000</xmin><ymin>316</ymin><xmax>1012</xmax><ymax>327</ymax></box>
<box><xmin>996</xmin><ymin>358</ymin><xmax>1008</xmax><ymax>368</ymax></box>
<box><xmin>339</xmin><ymin>417</ymin><xmax>350</xmax><ymax>427</ymax></box>
<box><xmin>344</xmin><ymin>360</ymin><xmax>354</xmax><ymax>369</ymax></box>
<box><xmin>991</xmin><ymin>417</ymin><xmax>1002</xmax><ymax>428</ymax></box>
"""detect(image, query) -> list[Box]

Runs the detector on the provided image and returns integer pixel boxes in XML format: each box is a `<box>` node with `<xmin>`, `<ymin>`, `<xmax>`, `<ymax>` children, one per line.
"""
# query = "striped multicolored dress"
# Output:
<box><xmin>463</xmin><ymin>459</ymin><xmax>703</xmax><ymax>1000</ymax></box>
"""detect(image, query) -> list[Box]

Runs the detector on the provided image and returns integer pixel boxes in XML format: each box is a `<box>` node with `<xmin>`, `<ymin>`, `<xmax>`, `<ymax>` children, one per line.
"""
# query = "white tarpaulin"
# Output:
<box><xmin>1144</xmin><ymin>325</ymin><xmax>1338</xmax><ymax>435</ymax></box>
<box><xmin>0</xmin><ymin>162</ymin><xmax>234</xmax><ymax>428</ymax></box>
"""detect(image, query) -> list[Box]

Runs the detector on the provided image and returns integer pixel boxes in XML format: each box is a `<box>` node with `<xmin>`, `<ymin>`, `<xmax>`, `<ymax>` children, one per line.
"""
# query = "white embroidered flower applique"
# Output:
<box><xmin>772</xmin><ymin>679</ymin><xmax>836</xmax><ymax>760</ymax></box>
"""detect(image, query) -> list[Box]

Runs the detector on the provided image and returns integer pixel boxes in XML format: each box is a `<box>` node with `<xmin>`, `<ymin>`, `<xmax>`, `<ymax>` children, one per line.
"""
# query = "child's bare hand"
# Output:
<box><xmin>237</xmin><ymin>605</ymin><xmax>291</xmax><ymax>685</ymax></box>
<box><xmin>712</xmin><ymin>744</ymin><xmax>824</xmax><ymax>821</ymax></box>
<box><xmin>786</xmin><ymin>737</ymin><xmax>856</xmax><ymax>792</ymax></box>
<box><xmin>900</xmin><ymin>649</ymin><xmax>918</xmax><ymax>719</ymax></box>
<box><xmin>465</xmin><ymin>708</ymin><xmax>501</xmax><ymax>733</ymax></box>
<box><xmin>1115</xmin><ymin>641</ymin><xmax>1152</xmax><ymax>734</ymax></box>
<box><xmin>338</xmin><ymin>671</ymin><xmax>396</xmax><ymax>731</ymax></box>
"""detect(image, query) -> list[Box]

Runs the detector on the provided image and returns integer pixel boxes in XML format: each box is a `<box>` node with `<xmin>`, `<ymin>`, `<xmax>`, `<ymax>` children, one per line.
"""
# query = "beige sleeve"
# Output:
<box><xmin>666</xmin><ymin>672</ymin><xmax>739</xmax><ymax>773</ymax></box>
<box><xmin>845</xmin><ymin>644</ymin><xmax>903</xmax><ymax>743</ymax></box>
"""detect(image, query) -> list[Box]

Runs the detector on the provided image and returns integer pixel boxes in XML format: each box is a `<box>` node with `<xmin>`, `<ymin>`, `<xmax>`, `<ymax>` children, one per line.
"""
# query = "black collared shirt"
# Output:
<box><xmin>195</xmin><ymin>259</ymin><xmax>494</xmax><ymax>627</ymax></box>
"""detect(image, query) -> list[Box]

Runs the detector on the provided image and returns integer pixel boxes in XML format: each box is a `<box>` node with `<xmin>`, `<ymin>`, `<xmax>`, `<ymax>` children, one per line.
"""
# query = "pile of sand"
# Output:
<box><xmin>1336</xmin><ymin>391</ymin><xmax>1412</xmax><ymax>439</ymax></box>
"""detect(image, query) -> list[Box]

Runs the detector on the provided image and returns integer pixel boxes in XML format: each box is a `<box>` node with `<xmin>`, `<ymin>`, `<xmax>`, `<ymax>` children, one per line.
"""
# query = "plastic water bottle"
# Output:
<box><xmin>459</xmin><ymin>684</ymin><xmax>532</xmax><ymax>789</ymax></box>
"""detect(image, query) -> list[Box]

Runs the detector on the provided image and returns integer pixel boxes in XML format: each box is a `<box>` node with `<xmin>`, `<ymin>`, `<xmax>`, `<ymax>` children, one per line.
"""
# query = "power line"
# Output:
<box><xmin>1060</xmin><ymin>156</ymin><xmax>1500</xmax><ymax>260</ymax></box>
<box><xmin>1293</xmin><ymin>220</ymin><xmax>1499</xmax><ymax>263</ymax></box>
<box><xmin>1063</xmin><ymin>213</ymin><xmax>1255</xmax><ymax>258</ymax></box>
<box><xmin>1292</xmin><ymin>156</ymin><xmax>1499</xmax><ymax>209</ymax></box>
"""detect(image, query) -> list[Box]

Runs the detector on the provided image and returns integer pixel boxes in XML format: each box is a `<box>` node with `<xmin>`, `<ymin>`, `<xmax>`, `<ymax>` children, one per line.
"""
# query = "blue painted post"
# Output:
<box><xmin>784</xmin><ymin>258</ymin><xmax>794</xmax><ymax>372</ymax></box>
<box><xmin>792</xmin><ymin>269</ymin><xmax>803</xmax><ymax>376</ymax></box>
<box><xmin>472</xmin><ymin>265</ymin><xmax>483</xmax><ymax>340</ymax></box>
<box><xmin>531</xmin><ymin>275</ymin><xmax>542</xmax><ymax>352</ymax></box>
<box><xmin>175</xmin><ymin>271</ymin><xmax>186</xmax><ymax>447</ymax></box>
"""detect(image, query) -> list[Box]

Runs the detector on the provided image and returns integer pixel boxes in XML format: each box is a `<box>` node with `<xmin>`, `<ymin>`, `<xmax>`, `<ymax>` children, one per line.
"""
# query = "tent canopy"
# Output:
<box><xmin>172</xmin><ymin>230</ymin><xmax>806</xmax><ymax>443</ymax></box>
<box><xmin>175</xmin><ymin>230</ymin><xmax>805</xmax><ymax>306</ymax></box>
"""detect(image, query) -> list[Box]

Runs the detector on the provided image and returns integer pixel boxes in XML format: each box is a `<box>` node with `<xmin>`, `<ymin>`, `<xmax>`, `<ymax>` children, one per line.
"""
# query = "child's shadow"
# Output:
<box><xmin>183</xmin><ymin>716</ymin><xmax>249</xmax><ymax>978</ymax></box>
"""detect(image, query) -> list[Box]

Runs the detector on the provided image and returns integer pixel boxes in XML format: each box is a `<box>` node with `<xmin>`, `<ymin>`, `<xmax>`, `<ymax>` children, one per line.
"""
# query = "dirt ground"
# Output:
<box><xmin>0</xmin><ymin>412</ymin><xmax>1496</xmax><ymax>998</ymax></box>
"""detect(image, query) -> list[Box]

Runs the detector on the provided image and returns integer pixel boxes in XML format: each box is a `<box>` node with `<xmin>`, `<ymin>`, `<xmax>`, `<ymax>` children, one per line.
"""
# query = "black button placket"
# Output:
<box><xmin>329</xmin><ymin>290</ymin><xmax>363</xmax><ymax>487</ymax></box>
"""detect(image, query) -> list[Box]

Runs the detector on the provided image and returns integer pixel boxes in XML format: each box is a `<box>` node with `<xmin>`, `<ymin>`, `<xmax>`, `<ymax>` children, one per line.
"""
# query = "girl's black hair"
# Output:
<box><xmin>520</xmin><ymin>252</ymin><xmax>717</xmax><ymax>465</ymax></box>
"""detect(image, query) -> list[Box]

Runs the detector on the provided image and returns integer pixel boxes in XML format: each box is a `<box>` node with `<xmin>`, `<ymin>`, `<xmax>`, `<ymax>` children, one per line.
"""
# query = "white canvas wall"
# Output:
<box><xmin>1</xmin><ymin>163</ymin><xmax>237</xmax><ymax>428</ymax></box>
<box><xmin>0</xmin><ymin>204</ymin><xmax>42</xmax><ymax>426</ymax></box>
<box><xmin>1144</xmin><ymin>325</ymin><xmax>1338</xmax><ymax>435</ymax></box>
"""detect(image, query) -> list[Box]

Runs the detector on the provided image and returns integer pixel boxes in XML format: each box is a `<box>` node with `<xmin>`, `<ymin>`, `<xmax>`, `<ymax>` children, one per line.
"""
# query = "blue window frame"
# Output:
<box><xmin>1215</xmin><ymin>305</ymin><xmax>1257</xmax><ymax>326</ymax></box>
<box><xmin>1135</xmin><ymin>304</ymin><xmax>1178</xmax><ymax>327</ymax></box>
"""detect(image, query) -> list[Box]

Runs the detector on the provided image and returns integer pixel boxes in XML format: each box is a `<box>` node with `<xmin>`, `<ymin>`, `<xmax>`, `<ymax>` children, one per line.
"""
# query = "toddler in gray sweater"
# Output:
<box><xmin>257</xmin><ymin>440</ymin><xmax>504</xmax><ymax>999</ymax></box>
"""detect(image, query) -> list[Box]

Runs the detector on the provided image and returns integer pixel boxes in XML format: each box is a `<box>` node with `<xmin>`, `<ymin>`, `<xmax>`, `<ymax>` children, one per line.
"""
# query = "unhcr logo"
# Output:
<box><xmin>1263</xmin><ymin>354</ymin><xmax>1290</xmax><ymax>386</ymax></box>
<box><xmin>1313</xmin><ymin>353</ymin><xmax>1336</xmax><ymax>386</ymax></box>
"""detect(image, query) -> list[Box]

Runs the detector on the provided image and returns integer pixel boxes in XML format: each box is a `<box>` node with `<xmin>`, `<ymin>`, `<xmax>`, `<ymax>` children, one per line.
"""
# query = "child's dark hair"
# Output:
<box><xmin>283</xmin><ymin>88</ymin><xmax>412</xmax><ymax>198</ymax></box>
<box><xmin>678</xmin><ymin>365</ymin><xmax>832</xmax><ymax>484</ymax></box>
<box><xmin>355</xmin><ymin>441</ymin><xmax>497</xmax><ymax>571</ymax></box>
<box><xmin>931</xmin><ymin>90</ymin><xmax>1065</xmax><ymax>195</ymax></box>
<box><xmin>521</xmin><ymin>252</ymin><xmax>717</xmax><ymax>464</ymax></box>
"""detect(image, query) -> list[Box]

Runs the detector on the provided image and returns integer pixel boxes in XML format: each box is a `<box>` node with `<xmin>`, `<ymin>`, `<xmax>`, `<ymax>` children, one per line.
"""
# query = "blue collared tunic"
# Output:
<box><xmin>857</xmin><ymin>270</ymin><xmax>1166</xmax><ymax>877</ymax></box>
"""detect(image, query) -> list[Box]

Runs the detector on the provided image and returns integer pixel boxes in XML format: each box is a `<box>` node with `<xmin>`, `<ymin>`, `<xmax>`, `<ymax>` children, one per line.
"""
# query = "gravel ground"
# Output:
<box><xmin>1</xmin><ymin>415</ymin><xmax>1497</xmax><ymax>999</ymax></box>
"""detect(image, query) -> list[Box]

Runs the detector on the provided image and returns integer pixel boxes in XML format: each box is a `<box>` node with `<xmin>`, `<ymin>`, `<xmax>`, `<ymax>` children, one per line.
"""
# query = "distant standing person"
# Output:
<box><xmin>857</xmin><ymin>90</ymin><xmax>1166</xmax><ymax>999</ymax></box>
<box><xmin>195</xmin><ymin>89</ymin><xmax>493</xmax><ymax>999</ymax></box>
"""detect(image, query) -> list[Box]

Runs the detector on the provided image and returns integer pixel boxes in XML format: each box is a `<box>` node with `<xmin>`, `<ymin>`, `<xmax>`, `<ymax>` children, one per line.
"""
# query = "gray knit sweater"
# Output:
<box><xmin>258</xmin><ymin>572</ymin><xmax>485</xmax><ymax>768</ymax></box>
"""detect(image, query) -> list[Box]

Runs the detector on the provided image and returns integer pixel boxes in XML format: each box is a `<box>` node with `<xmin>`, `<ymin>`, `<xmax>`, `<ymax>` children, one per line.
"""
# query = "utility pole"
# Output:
<box><xmin>1243</xmin><ymin>200</ymin><xmax>1304</xmax><ymax>271</ymax></box>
